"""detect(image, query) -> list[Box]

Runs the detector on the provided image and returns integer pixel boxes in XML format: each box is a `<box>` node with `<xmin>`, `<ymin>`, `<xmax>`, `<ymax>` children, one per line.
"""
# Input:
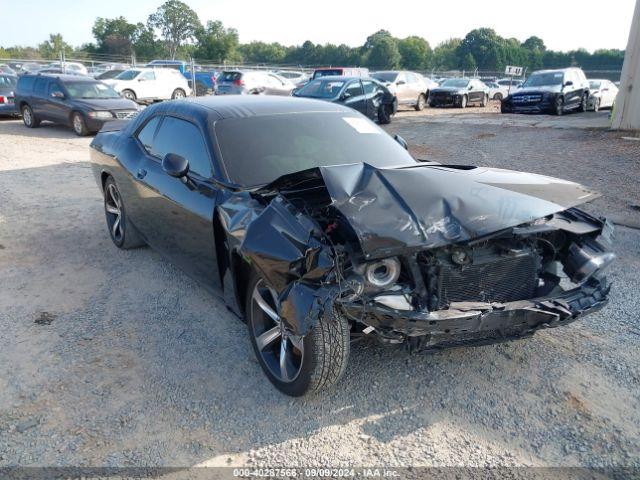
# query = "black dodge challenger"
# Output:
<box><xmin>90</xmin><ymin>96</ymin><xmax>614</xmax><ymax>396</ymax></box>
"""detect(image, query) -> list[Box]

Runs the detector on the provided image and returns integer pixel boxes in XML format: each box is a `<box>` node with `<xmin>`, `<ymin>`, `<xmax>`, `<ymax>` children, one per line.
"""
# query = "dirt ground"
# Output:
<box><xmin>0</xmin><ymin>106</ymin><xmax>639</xmax><ymax>472</ymax></box>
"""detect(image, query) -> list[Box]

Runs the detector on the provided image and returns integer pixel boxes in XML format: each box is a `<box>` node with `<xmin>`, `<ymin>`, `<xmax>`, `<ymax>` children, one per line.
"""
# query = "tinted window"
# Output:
<box><xmin>48</xmin><ymin>82</ymin><xmax>63</xmax><ymax>95</ymax></box>
<box><xmin>116</xmin><ymin>70</ymin><xmax>140</xmax><ymax>80</ymax></box>
<box><xmin>371</xmin><ymin>72</ymin><xmax>398</xmax><ymax>83</ymax></box>
<box><xmin>220</xmin><ymin>72</ymin><xmax>242</xmax><ymax>82</ymax></box>
<box><xmin>154</xmin><ymin>117</ymin><xmax>212</xmax><ymax>177</ymax></box>
<box><xmin>442</xmin><ymin>78</ymin><xmax>469</xmax><ymax>88</ymax></box>
<box><xmin>136</xmin><ymin>116</ymin><xmax>162</xmax><ymax>154</ymax></box>
<box><xmin>362</xmin><ymin>80</ymin><xmax>375</xmax><ymax>95</ymax></box>
<box><xmin>345</xmin><ymin>81</ymin><xmax>363</xmax><ymax>97</ymax></box>
<box><xmin>34</xmin><ymin>78</ymin><xmax>48</xmax><ymax>96</ymax></box>
<box><xmin>312</xmin><ymin>69</ymin><xmax>343</xmax><ymax>79</ymax></box>
<box><xmin>17</xmin><ymin>76</ymin><xmax>36</xmax><ymax>92</ymax></box>
<box><xmin>215</xmin><ymin>112</ymin><xmax>416</xmax><ymax>186</ymax></box>
<box><xmin>0</xmin><ymin>75</ymin><xmax>17</xmax><ymax>88</ymax></box>
<box><xmin>295</xmin><ymin>79</ymin><xmax>345</xmax><ymax>98</ymax></box>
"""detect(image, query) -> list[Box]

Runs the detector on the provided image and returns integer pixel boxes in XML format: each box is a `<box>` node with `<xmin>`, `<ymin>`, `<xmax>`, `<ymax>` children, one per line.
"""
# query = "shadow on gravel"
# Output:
<box><xmin>0</xmin><ymin>119</ymin><xmax>89</xmax><ymax>139</ymax></box>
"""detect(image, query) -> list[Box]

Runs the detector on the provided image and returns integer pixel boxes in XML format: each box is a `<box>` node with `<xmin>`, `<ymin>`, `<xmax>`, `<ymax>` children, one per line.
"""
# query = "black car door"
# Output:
<box><xmin>340</xmin><ymin>80</ymin><xmax>367</xmax><ymax>116</ymax></box>
<box><xmin>564</xmin><ymin>71</ymin><xmax>580</xmax><ymax>108</ymax></box>
<box><xmin>129</xmin><ymin>114</ymin><xmax>222</xmax><ymax>289</ymax></box>
<box><xmin>46</xmin><ymin>81</ymin><xmax>70</xmax><ymax>124</ymax></box>
<box><xmin>362</xmin><ymin>80</ymin><xmax>384</xmax><ymax>120</ymax></box>
<box><xmin>31</xmin><ymin>77</ymin><xmax>49</xmax><ymax>119</ymax></box>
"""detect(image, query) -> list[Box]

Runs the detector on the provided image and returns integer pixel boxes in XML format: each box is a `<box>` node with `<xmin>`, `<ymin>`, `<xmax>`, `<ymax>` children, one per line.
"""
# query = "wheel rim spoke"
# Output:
<box><xmin>256</xmin><ymin>326</ymin><xmax>281</xmax><ymax>351</ymax></box>
<box><xmin>252</xmin><ymin>288</ymin><xmax>280</xmax><ymax>323</ymax></box>
<box><xmin>111</xmin><ymin>215</ymin><xmax>121</xmax><ymax>238</ymax></box>
<box><xmin>105</xmin><ymin>204</ymin><xmax>119</xmax><ymax>215</ymax></box>
<box><xmin>279</xmin><ymin>338</ymin><xmax>290</xmax><ymax>381</ymax></box>
<box><xmin>288</xmin><ymin>334</ymin><xmax>303</xmax><ymax>351</ymax></box>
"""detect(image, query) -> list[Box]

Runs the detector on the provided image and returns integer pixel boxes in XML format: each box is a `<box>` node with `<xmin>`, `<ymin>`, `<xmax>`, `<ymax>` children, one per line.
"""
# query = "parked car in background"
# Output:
<box><xmin>146</xmin><ymin>60</ymin><xmax>217</xmax><ymax>95</ymax></box>
<box><xmin>95</xmin><ymin>69</ymin><xmax>126</xmax><ymax>81</ymax></box>
<box><xmin>501</xmin><ymin>68</ymin><xmax>589</xmax><ymax>115</ymax></box>
<box><xmin>294</xmin><ymin>76</ymin><xmax>396</xmax><ymax>123</ymax></box>
<box><xmin>89</xmin><ymin>95</ymin><xmax>614</xmax><ymax>396</ymax></box>
<box><xmin>428</xmin><ymin>78</ymin><xmax>489</xmax><ymax>108</ymax></box>
<box><xmin>587</xmin><ymin>79</ymin><xmax>618</xmax><ymax>111</ymax></box>
<box><xmin>0</xmin><ymin>74</ymin><xmax>18</xmax><ymax>116</ymax></box>
<box><xmin>0</xmin><ymin>64</ymin><xmax>17</xmax><ymax>75</ymax></box>
<box><xmin>17</xmin><ymin>62</ymin><xmax>43</xmax><ymax>74</ymax></box>
<box><xmin>15</xmin><ymin>74</ymin><xmax>139</xmax><ymax>135</ymax></box>
<box><xmin>215</xmin><ymin>70</ymin><xmax>294</xmax><ymax>96</ymax></box>
<box><xmin>496</xmin><ymin>78</ymin><xmax>523</xmax><ymax>90</ymax></box>
<box><xmin>90</xmin><ymin>63</ymin><xmax>129</xmax><ymax>78</ymax></box>
<box><xmin>103</xmin><ymin>68</ymin><xmax>191</xmax><ymax>102</ymax></box>
<box><xmin>485</xmin><ymin>81</ymin><xmax>509</xmax><ymax>100</ymax></box>
<box><xmin>47</xmin><ymin>62</ymin><xmax>88</xmax><ymax>76</ymax></box>
<box><xmin>371</xmin><ymin>71</ymin><xmax>430</xmax><ymax>111</ymax></box>
<box><xmin>276</xmin><ymin>70</ymin><xmax>309</xmax><ymax>84</ymax></box>
<box><xmin>422</xmin><ymin>75</ymin><xmax>439</xmax><ymax>92</ymax></box>
<box><xmin>311</xmin><ymin>67</ymin><xmax>369</xmax><ymax>80</ymax></box>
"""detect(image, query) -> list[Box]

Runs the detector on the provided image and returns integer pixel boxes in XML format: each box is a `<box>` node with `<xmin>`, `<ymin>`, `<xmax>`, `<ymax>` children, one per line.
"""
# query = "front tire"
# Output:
<box><xmin>415</xmin><ymin>93</ymin><xmax>426</xmax><ymax>111</ymax></box>
<box><xmin>103</xmin><ymin>177</ymin><xmax>146</xmax><ymax>250</ymax></box>
<box><xmin>171</xmin><ymin>88</ymin><xmax>186</xmax><ymax>99</ymax></box>
<box><xmin>21</xmin><ymin>104</ymin><xmax>40</xmax><ymax>128</ymax></box>
<box><xmin>493</xmin><ymin>92</ymin><xmax>503</xmax><ymax>101</ymax></box>
<box><xmin>579</xmin><ymin>92</ymin><xmax>588</xmax><ymax>112</ymax></box>
<box><xmin>377</xmin><ymin>103</ymin><xmax>392</xmax><ymax>124</ymax></box>
<box><xmin>480</xmin><ymin>94</ymin><xmax>488</xmax><ymax>107</ymax></box>
<box><xmin>246</xmin><ymin>273</ymin><xmax>350</xmax><ymax>396</ymax></box>
<box><xmin>554</xmin><ymin>96</ymin><xmax>564</xmax><ymax>116</ymax></box>
<box><xmin>71</xmin><ymin>112</ymin><xmax>89</xmax><ymax>136</ymax></box>
<box><xmin>459</xmin><ymin>95</ymin><xmax>468</xmax><ymax>108</ymax></box>
<box><xmin>593</xmin><ymin>98</ymin><xmax>600</xmax><ymax>112</ymax></box>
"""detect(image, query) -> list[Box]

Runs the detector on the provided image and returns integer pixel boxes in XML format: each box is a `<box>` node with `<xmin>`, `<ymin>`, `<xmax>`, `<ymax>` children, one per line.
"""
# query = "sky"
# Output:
<box><xmin>0</xmin><ymin>0</ymin><xmax>636</xmax><ymax>52</ymax></box>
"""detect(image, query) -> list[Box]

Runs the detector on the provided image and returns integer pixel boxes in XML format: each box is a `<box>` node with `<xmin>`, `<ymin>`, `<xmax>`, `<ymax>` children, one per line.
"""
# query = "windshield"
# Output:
<box><xmin>116</xmin><ymin>70</ymin><xmax>141</xmax><ymax>80</ymax></box>
<box><xmin>215</xmin><ymin>112</ymin><xmax>416</xmax><ymax>186</ymax></box>
<box><xmin>371</xmin><ymin>72</ymin><xmax>398</xmax><ymax>83</ymax></box>
<box><xmin>523</xmin><ymin>72</ymin><xmax>564</xmax><ymax>87</ymax></box>
<box><xmin>64</xmin><ymin>81</ymin><xmax>121</xmax><ymax>99</ymax></box>
<box><xmin>0</xmin><ymin>75</ymin><xmax>17</xmax><ymax>88</ymax></box>
<box><xmin>589</xmin><ymin>81</ymin><xmax>602</xmax><ymax>89</ymax></box>
<box><xmin>295</xmin><ymin>79</ymin><xmax>345</xmax><ymax>98</ymax></box>
<box><xmin>219</xmin><ymin>72</ymin><xmax>242</xmax><ymax>82</ymax></box>
<box><xmin>442</xmin><ymin>79</ymin><xmax>469</xmax><ymax>88</ymax></box>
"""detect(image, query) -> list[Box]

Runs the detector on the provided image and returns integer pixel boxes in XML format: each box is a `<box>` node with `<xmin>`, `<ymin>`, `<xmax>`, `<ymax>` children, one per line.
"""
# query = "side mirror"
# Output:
<box><xmin>394</xmin><ymin>134</ymin><xmax>408</xmax><ymax>150</ymax></box>
<box><xmin>162</xmin><ymin>153</ymin><xmax>189</xmax><ymax>178</ymax></box>
<box><xmin>340</xmin><ymin>92</ymin><xmax>351</xmax><ymax>101</ymax></box>
<box><xmin>468</xmin><ymin>85</ymin><xmax>474</xmax><ymax>90</ymax></box>
<box><xmin>396</xmin><ymin>80</ymin><xmax>406</xmax><ymax>85</ymax></box>
<box><xmin>564</xmin><ymin>80</ymin><xmax>573</xmax><ymax>87</ymax></box>
<box><xmin>602</xmin><ymin>88</ymin><xmax>609</xmax><ymax>92</ymax></box>
<box><xmin>51</xmin><ymin>91</ymin><xmax>64</xmax><ymax>99</ymax></box>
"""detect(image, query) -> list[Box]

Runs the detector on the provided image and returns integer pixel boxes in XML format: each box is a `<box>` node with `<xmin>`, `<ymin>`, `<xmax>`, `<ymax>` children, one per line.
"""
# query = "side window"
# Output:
<box><xmin>140</xmin><ymin>71</ymin><xmax>155</xmax><ymax>81</ymax></box>
<box><xmin>34</xmin><ymin>78</ymin><xmax>48</xmax><ymax>96</ymax></box>
<box><xmin>48</xmin><ymin>82</ymin><xmax>63</xmax><ymax>96</ymax></box>
<box><xmin>153</xmin><ymin>116</ymin><xmax>212</xmax><ymax>178</ymax></box>
<box><xmin>18</xmin><ymin>76</ymin><xmax>36</xmax><ymax>92</ymax></box>
<box><xmin>136</xmin><ymin>116</ymin><xmax>162</xmax><ymax>155</ymax></box>
<box><xmin>362</xmin><ymin>80</ymin><xmax>375</xmax><ymax>95</ymax></box>
<box><xmin>345</xmin><ymin>81</ymin><xmax>363</xmax><ymax>97</ymax></box>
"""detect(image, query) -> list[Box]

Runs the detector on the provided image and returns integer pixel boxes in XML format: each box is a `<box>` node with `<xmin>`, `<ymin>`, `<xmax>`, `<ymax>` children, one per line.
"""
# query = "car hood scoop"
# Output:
<box><xmin>257</xmin><ymin>163</ymin><xmax>599</xmax><ymax>259</ymax></box>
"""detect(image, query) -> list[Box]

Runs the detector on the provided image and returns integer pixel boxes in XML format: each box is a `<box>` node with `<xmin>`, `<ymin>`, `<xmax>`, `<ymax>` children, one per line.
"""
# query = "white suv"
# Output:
<box><xmin>104</xmin><ymin>68</ymin><xmax>191</xmax><ymax>102</ymax></box>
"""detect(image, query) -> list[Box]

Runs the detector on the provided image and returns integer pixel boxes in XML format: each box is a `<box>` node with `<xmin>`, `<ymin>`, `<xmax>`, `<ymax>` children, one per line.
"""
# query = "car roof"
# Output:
<box><xmin>22</xmin><ymin>73</ymin><xmax>97</xmax><ymax>82</ymax></box>
<box><xmin>158</xmin><ymin>95</ymin><xmax>354</xmax><ymax>121</ymax></box>
<box><xmin>309</xmin><ymin>75</ymin><xmax>367</xmax><ymax>81</ymax></box>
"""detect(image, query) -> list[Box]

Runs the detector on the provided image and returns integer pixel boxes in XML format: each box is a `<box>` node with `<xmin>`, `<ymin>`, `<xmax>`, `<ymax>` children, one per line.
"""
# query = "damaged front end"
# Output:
<box><xmin>221</xmin><ymin>162</ymin><xmax>615</xmax><ymax>352</ymax></box>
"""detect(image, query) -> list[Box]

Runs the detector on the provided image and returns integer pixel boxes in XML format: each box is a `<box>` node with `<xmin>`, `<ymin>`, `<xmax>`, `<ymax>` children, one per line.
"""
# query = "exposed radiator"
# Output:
<box><xmin>437</xmin><ymin>252</ymin><xmax>539</xmax><ymax>308</ymax></box>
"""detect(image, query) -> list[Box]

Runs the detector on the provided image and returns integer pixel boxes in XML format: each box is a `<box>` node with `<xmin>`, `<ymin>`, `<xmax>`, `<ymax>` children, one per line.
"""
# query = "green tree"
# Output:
<box><xmin>239</xmin><ymin>41</ymin><xmax>286</xmax><ymax>64</ymax></box>
<box><xmin>132</xmin><ymin>24</ymin><xmax>164</xmax><ymax>61</ymax></box>
<box><xmin>461</xmin><ymin>52</ymin><xmax>477</xmax><ymax>71</ymax></box>
<box><xmin>362</xmin><ymin>30</ymin><xmax>400</xmax><ymax>69</ymax></box>
<box><xmin>431</xmin><ymin>38</ymin><xmax>461</xmax><ymax>70</ymax></box>
<box><xmin>457</xmin><ymin>28</ymin><xmax>505</xmax><ymax>70</ymax></box>
<box><xmin>522</xmin><ymin>36</ymin><xmax>546</xmax><ymax>52</ymax></box>
<box><xmin>148</xmin><ymin>0</ymin><xmax>202</xmax><ymax>59</ymax></box>
<box><xmin>194</xmin><ymin>20</ymin><xmax>241</xmax><ymax>63</ymax></box>
<box><xmin>38</xmin><ymin>34</ymin><xmax>73</xmax><ymax>59</ymax></box>
<box><xmin>398</xmin><ymin>36</ymin><xmax>431</xmax><ymax>70</ymax></box>
<box><xmin>92</xmin><ymin>17</ymin><xmax>138</xmax><ymax>55</ymax></box>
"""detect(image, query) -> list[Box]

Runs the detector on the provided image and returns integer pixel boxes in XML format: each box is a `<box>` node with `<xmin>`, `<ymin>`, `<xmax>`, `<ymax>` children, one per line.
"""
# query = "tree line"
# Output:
<box><xmin>0</xmin><ymin>0</ymin><xmax>626</xmax><ymax>72</ymax></box>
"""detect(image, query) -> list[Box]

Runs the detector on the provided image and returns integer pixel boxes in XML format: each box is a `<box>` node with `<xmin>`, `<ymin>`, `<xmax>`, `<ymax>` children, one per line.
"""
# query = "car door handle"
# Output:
<box><xmin>137</xmin><ymin>168</ymin><xmax>147</xmax><ymax>179</ymax></box>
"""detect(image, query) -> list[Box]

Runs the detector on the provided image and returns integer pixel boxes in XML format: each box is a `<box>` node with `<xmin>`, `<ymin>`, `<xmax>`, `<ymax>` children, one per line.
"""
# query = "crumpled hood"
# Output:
<box><xmin>259</xmin><ymin>163</ymin><xmax>599</xmax><ymax>259</ymax></box>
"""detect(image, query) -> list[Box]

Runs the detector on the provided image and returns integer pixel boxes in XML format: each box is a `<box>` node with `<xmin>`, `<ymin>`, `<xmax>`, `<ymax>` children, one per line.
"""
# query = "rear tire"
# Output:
<box><xmin>121</xmin><ymin>89</ymin><xmax>136</xmax><ymax>101</ymax></box>
<box><xmin>171</xmin><ymin>88</ymin><xmax>186</xmax><ymax>99</ymax></box>
<box><xmin>246</xmin><ymin>271</ymin><xmax>350</xmax><ymax>396</ymax></box>
<box><xmin>21</xmin><ymin>104</ymin><xmax>40</xmax><ymax>128</ymax></box>
<box><xmin>415</xmin><ymin>93</ymin><xmax>426</xmax><ymax>111</ymax></box>
<box><xmin>480</xmin><ymin>94</ymin><xmax>488</xmax><ymax>107</ymax></box>
<box><xmin>103</xmin><ymin>177</ymin><xmax>146</xmax><ymax>250</ymax></box>
<box><xmin>593</xmin><ymin>98</ymin><xmax>600</xmax><ymax>112</ymax></box>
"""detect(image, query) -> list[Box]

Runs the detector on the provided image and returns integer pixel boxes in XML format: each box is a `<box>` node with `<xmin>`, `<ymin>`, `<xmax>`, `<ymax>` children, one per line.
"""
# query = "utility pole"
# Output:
<box><xmin>612</xmin><ymin>0</ymin><xmax>640</xmax><ymax>130</ymax></box>
<box><xmin>190</xmin><ymin>56</ymin><xmax>196</xmax><ymax>97</ymax></box>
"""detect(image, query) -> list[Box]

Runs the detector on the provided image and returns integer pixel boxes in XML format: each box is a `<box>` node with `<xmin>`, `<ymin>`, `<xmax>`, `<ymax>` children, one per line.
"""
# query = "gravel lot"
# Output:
<box><xmin>0</xmin><ymin>106</ymin><xmax>639</xmax><ymax>471</ymax></box>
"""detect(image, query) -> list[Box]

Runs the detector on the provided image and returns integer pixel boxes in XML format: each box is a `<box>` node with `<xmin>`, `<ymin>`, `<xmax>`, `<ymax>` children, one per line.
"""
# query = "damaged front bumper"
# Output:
<box><xmin>341</xmin><ymin>276</ymin><xmax>610</xmax><ymax>350</ymax></box>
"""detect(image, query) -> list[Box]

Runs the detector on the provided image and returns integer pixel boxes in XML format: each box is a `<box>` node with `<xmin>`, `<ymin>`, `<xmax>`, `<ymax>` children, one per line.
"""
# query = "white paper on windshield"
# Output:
<box><xmin>343</xmin><ymin>117</ymin><xmax>380</xmax><ymax>134</ymax></box>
